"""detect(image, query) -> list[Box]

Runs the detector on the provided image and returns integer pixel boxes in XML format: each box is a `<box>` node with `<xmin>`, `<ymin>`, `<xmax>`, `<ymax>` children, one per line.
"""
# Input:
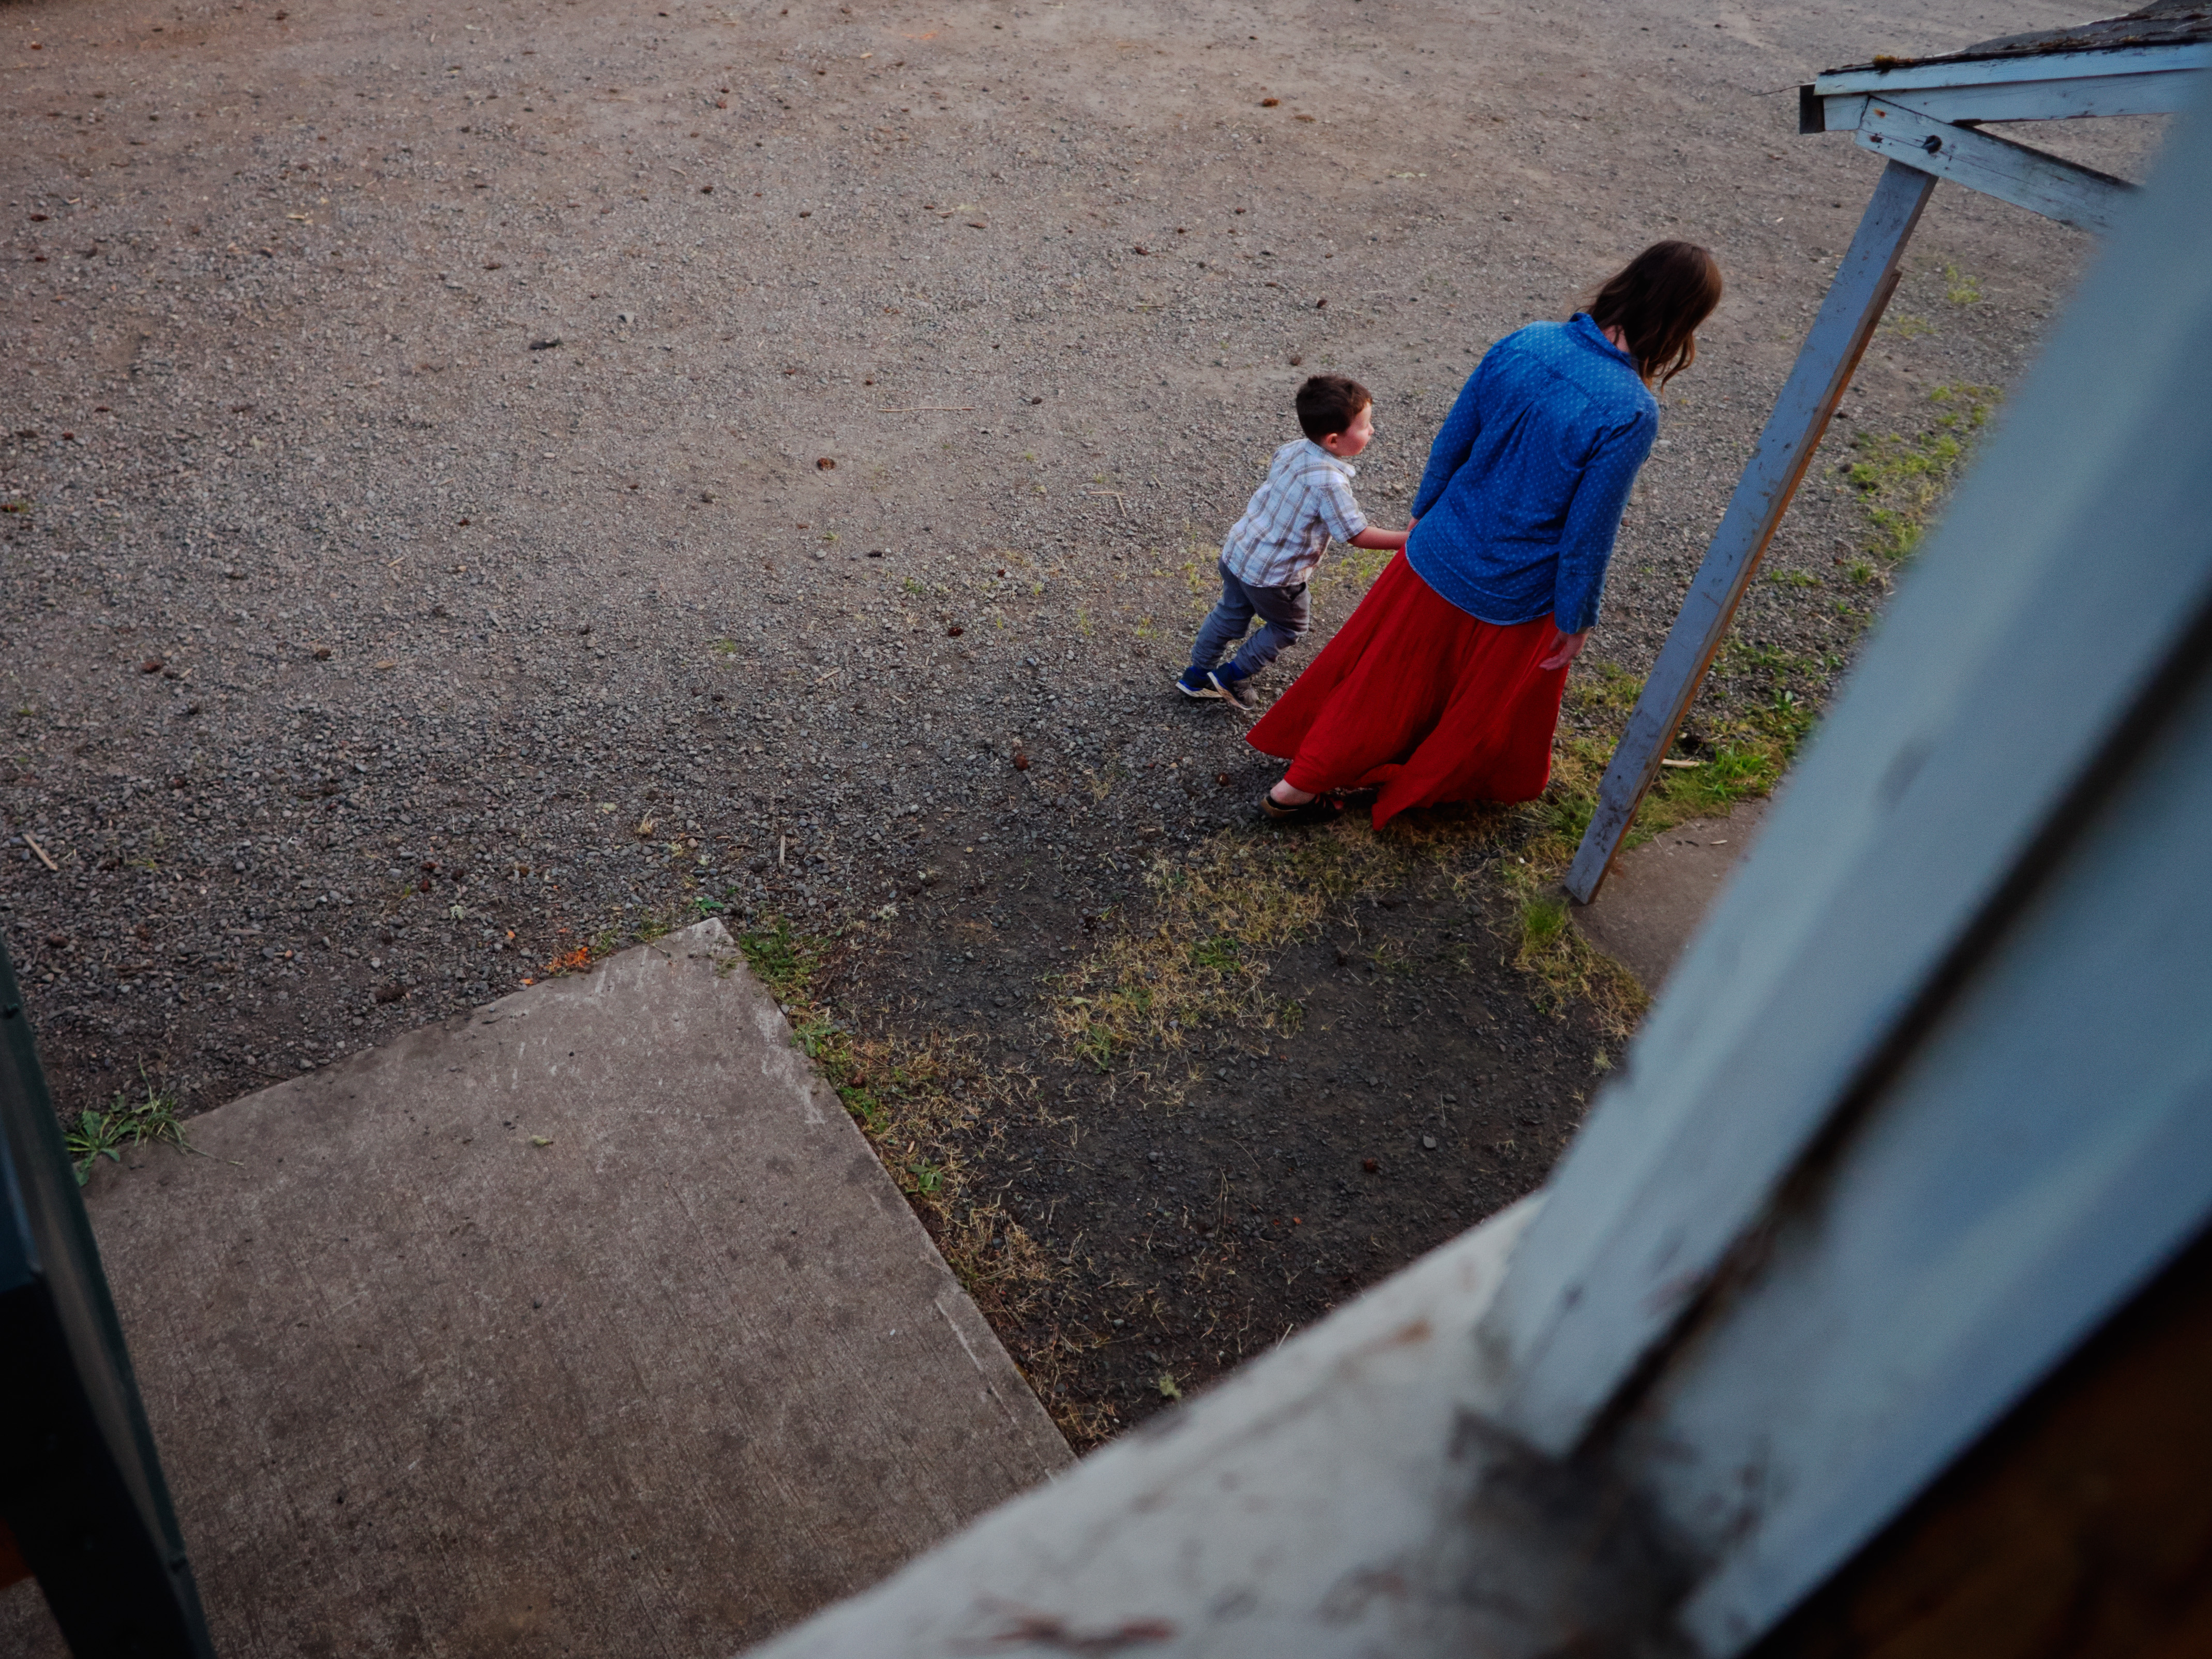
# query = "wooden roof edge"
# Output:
<box><xmin>1825</xmin><ymin>1</ymin><xmax>2212</xmax><ymax>80</ymax></box>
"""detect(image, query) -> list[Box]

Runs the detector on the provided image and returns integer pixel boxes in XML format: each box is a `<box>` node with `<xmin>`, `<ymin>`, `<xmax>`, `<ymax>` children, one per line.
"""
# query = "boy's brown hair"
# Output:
<box><xmin>1295</xmin><ymin>373</ymin><xmax>1372</xmax><ymax>443</ymax></box>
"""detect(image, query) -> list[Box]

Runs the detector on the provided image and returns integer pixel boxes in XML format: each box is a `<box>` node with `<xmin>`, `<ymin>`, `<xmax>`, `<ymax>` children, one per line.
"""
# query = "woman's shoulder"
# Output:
<box><xmin>1544</xmin><ymin>321</ymin><xmax>1657</xmax><ymax>422</ymax></box>
<box><xmin>1487</xmin><ymin>320</ymin><xmax>1574</xmax><ymax>360</ymax></box>
<box><xmin>1468</xmin><ymin>321</ymin><xmax>1574</xmax><ymax>397</ymax></box>
<box><xmin>1481</xmin><ymin>322</ymin><xmax>1650</xmax><ymax>408</ymax></box>
<box><xmin>1484</xmin><ymin>319</ymin><xmax>1630</xmax><ymax>384</ymax></box>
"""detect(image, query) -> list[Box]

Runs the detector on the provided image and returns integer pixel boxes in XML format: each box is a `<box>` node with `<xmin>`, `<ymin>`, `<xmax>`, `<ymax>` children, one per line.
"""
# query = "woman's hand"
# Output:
<box><xmin>1538</xmin><ymin>627</ymin><xmax>1589</xmax><ymax>671</ymax></box>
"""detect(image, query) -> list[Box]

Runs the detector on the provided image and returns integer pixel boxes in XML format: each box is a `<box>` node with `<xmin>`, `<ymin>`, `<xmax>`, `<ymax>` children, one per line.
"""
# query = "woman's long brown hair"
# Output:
<box><xmin>1586</xmin><ymin>241</ymin><xmax>1724</xmax><ymax>388</ymax></box>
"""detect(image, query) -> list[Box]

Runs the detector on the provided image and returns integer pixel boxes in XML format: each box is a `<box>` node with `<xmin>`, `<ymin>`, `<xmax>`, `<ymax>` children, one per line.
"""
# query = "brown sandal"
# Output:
<box><xmin>1260</xmin><ymin>791</ymin><xmax>1341</xmax><ymax>826</ymax></box>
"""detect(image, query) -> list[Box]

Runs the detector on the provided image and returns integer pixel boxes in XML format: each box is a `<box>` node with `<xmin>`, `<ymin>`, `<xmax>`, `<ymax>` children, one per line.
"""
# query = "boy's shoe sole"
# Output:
<box><xmin>1175</xmin><ymin>672</ymin><xmax>1225</xmax><ymax>701</ymax></box>
<box><xmin>1207</xmin><ymin>668</ymin><xmax>1254</xmax><ymax>710</ymax></box>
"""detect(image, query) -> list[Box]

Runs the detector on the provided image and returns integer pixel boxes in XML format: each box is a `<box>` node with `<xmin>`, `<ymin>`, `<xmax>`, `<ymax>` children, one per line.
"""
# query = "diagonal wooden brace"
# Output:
<box><xmin>1857</xmin><ymin>97</ymin><xmax>2140</xmax><ymax>234</ymax></box>
<box><xmin>1563</xmin><ymin>160</ymin><xmax>1938</xmax><ymax>906</ymax></box>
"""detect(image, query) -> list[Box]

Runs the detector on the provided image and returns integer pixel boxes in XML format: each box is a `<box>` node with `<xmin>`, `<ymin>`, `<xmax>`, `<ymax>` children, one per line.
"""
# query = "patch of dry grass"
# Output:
<box><xmin>1307</xmin><ymin>538</ymin><xmax>1396</xmax><ymax>604</ymax></box>
<box><xmin>1051</xmin><ymin>824</ymin><xmax>1423</xmax><ymax>1074</ymax></box>
<box><xmin>735</xmin><ymin>918</ymin><xmax>1115</xmax><ymax>1445</ymax></box>
<box><xmin>1049</xmin><ymin>654</ymin><xmax>1818</xmax><ymax>1063</ymax></box>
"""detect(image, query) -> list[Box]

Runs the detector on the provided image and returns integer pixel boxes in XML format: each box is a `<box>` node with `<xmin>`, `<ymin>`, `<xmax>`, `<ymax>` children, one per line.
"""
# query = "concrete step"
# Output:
<box><xmin>0</xmin><ymin>920</ymin><xmax>1068</xmax><ymax>1656</ymax></box>
<box><xmin>1572</xmin><ymin>799</ymin><xmax>1773</xmax><ymax>993</ymax></box>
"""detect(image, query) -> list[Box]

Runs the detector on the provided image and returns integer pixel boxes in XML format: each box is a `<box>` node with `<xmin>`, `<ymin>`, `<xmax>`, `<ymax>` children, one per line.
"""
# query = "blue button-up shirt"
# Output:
<box><xmin>1406</xmin><ymin>314</ymin><xmax>1659</xmax><ymax>634</ymax></box>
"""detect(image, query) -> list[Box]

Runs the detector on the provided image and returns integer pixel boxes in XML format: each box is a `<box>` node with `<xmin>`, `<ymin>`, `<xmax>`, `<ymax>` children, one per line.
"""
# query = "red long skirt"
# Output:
<box><xmin>1246</xmin><ymin>553</ymin><xmax>1568</xmax><ymax>830</ymax></box>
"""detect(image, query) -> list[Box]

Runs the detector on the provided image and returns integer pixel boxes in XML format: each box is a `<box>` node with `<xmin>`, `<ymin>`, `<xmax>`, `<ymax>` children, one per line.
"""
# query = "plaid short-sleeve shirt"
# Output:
<box><xmin>1219</xmin><ymin>438</ymin><xmax>1368</xmax><ymax>589</ymax></box>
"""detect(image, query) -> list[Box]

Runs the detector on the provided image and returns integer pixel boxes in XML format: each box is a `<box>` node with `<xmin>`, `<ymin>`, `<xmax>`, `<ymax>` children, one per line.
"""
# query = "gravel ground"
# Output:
<box><xmin>1</xmin><ymin>0</ymin><xmax>2160</xmax><ymax>1437</ymax></box>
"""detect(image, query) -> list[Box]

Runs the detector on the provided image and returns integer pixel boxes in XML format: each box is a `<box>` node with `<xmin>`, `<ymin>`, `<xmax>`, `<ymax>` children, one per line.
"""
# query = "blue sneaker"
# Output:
<box><xmin>1207</xmin><ymin>665</ymin><xmax>1255</xmax><ymax>711</ymax></box>
<box><xmin>1176</xmin><ymin>665</ymin><xmax>1225</xmax><ymax>701</ymax></box>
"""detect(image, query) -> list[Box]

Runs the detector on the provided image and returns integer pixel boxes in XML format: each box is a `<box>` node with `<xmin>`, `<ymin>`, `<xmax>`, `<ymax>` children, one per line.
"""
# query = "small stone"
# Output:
<box><xmin>1422</xmin><ymin>1135</ymin><xmax>1438</xmax><ymax>1150</ymax></box>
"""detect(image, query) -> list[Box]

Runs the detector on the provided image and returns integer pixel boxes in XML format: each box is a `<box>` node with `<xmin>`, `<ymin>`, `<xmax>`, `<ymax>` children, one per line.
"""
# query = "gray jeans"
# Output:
<box><xmin>1188</xmin><ymin>560</ymin><xmax>1312</xmax><ymax>680</ymax></box>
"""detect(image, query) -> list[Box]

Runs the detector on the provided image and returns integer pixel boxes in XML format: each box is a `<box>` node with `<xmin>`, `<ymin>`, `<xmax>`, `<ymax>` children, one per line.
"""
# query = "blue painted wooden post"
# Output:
<box><xmin>1563</xmin><ymin>160</ymin><xmax>1939</xmax><ymax>904</ymax></box>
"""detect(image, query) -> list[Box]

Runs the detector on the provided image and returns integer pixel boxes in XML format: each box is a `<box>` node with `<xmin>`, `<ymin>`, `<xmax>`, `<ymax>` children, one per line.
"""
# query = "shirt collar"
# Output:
<box><xmin>1570</xmin><ymin>311</ymin><xmax>1638</xmax><ymax>369</ymax></box>
<box><xmin>1302</xmin><ymin>437</ymin><xmax>1356</xmax><ymax>476</ymax></box>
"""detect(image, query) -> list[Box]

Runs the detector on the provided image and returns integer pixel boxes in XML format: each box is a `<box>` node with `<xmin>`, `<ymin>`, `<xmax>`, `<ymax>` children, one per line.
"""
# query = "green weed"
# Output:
<box><xmin>1520</xmin><ymin>892</ymin><xmax>1571</xmax><ymax>956</ymax></box>
<box><xmin>738</xmin><ymin>917</ymin><xmax>816</xmax><ymax>1002</ymax></box>
<box><xmin>1567</xmin><ymin>657</ymin><xmax>1643</xmax><ymax>720</ymax></box>
<box><xmin>1510</xmin><ymin>889</ymin><xmax>1642</xmax><ymax>1018</ymax></box>
<box><xmin>1181</xmin><ymin>559</ymin><xmax>1212</xmax><ymax>610</ymax></box>
<box><xmin>67</xmin><ymin>1070</ymin><xmax>188</xmax><ymax>1186</ymax></box>
<box><xmin>1842</xmin><ymin>383</ymin><xmax>1999</xmax><ymax>560</ymax></box>
<box><xmin>1190</xmin><ymin>935</ymin><xmax>1242</xmax><ymax>973</ymax></box>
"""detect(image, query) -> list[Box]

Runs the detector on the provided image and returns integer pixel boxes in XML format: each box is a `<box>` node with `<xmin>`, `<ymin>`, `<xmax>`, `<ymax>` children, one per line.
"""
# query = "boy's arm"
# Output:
<box><xmin>1316</xmin><ymin>478</ymin><xmax>1405</xmax><ymax>554</ymax></box>
<box><xmin>1321</xmin><ymin>477</ymin><xmax>1405</xmax><ymax>552</ymax></box>
<box><xmin>1311</xmin><ymin>472</ymin><xmax>1370</xmax><ymax>549</ymax></box>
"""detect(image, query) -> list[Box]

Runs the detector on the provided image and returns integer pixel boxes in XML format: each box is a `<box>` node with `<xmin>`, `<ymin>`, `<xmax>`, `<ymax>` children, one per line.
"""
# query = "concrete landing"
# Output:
<box><xmin>0</xmin><ymin>920</ymin><xmax>1069</xmax><ymax>1657</ymax></box>
<box><xmin>1571</xmin><ymin>799</ymin><xmax>1772</xmax><ymax>993</ymax></box>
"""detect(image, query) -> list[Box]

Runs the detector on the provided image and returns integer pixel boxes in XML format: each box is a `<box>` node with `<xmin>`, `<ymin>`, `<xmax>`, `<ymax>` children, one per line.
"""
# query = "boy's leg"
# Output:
<box><xmin>1182</xmin><ymin>562</ymin><xmax>1258</xmax><ymax>681</ymax></box>
<box><xmin>1224</xmin><ymin>580</ymin><xmax>1312</xmax><ymax>680</ymax></box>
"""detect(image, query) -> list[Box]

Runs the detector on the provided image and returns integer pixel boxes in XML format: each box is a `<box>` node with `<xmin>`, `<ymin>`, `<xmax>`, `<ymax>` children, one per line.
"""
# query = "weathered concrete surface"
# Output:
<box><xmin>741</xmin><ymin>1200</ymin><xmax>1555</xmax><ymax>1659</ymax></box>
<box><xmin>1572</xmin><ymin>800</ymin><xmax>1773</xmax><ymax>994</ymax></box>
<box><xmin>0</xmin><ymin>920</ymin><xmax>1068</xmax><ymax>1657</ymax></box>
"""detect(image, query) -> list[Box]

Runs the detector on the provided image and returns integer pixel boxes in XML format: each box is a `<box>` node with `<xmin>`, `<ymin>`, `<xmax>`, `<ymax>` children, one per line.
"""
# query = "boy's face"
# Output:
<box><xmin>1321</xmin><ymin>403</ymin><xmax>1375</xmax><ymax>459</ymax></box>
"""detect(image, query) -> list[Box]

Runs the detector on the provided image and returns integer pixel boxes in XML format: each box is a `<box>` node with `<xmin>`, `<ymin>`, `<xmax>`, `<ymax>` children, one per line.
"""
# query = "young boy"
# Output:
<box><xmin>1177</xmin><ymin>373</ymin><xmax>1408</xmax><ymax>711</ymax></box>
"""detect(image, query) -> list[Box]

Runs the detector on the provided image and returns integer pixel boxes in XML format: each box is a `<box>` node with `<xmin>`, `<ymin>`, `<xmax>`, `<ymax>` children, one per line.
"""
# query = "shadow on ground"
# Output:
<box><xmin>786</xmin><ymin>802</ymin><xmax>1628</xmax><ymax>1446</ymax></box>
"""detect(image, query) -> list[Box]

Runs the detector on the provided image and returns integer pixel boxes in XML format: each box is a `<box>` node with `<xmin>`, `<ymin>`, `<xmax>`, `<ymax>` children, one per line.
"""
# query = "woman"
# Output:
<box><xmin>1246</xmin><ymin>241</ymin><xmax>1723</xmax><ymax>828</ymax></box>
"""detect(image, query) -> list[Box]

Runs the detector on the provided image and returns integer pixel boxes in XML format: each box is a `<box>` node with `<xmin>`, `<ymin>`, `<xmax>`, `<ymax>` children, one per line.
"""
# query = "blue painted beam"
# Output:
<box><xmin>1563</xmin><ymin>160</ymin><xmax>1938</xmax><ymax>905</ymax></box>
